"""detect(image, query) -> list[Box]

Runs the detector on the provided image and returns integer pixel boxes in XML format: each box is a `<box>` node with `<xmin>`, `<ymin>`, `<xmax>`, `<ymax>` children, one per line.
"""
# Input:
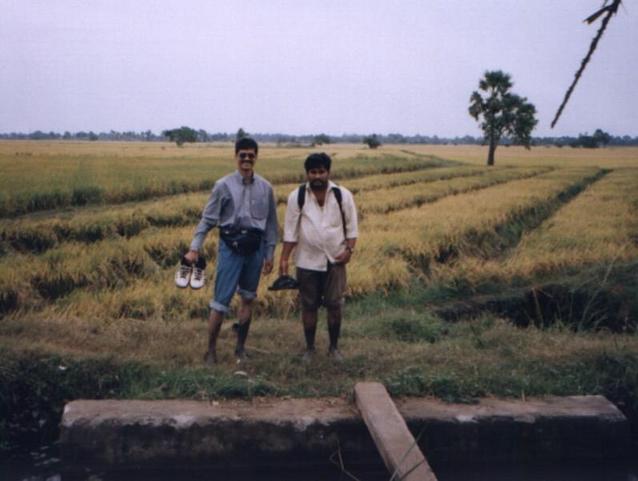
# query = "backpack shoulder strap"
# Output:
<box><xmin>332</xmin><ymin>185</ymin><xmax>343</xmax><ymax>205</ymax></box>
<box><xmin>297</xmin><ymin>184</ymin><xmax>306</xmax><ymax>210</ymax></box>
<box><xmin>331</xmin><ymin>186</ymin><xmax>347</xmax><ymax>239</ymax></box>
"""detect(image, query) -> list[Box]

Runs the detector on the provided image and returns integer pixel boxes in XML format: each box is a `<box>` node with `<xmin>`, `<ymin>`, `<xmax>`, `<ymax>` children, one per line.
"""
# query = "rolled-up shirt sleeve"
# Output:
<box><xmin>190</xmin><ymin>183</ymin><xmax>225</xmax><ymax>252</ymax></box>
<box><xmin>283</xmin><ymin>189</ymin><xmax>301</xmax><ymax>243</ymax></box>
<box><xmin>264</xmin><ymin>187</ymin><xmax>278</xmax><ymax>260</ymax></box>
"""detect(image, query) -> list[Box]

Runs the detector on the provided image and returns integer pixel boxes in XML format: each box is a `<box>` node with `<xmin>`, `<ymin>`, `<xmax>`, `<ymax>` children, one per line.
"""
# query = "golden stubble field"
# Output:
<box><xmin>0</xmin><ymin>141</ymin><xmax>637</xmax><ymax>385</ymax></box>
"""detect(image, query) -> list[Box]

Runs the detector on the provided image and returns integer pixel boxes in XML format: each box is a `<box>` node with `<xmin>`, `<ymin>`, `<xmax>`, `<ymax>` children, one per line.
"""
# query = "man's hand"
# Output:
<box><xmin>263</xmin><ymin>259</ymin><xmax>274</xmax><ymax>275</ymax></box>
<box><xmin>334</xmin><ymin>248</ymin><xmax>352</xmax><ymax>265</ymax></box>
<box><xmin>184</xmin><ymin>249</ymin><xmax>199</xmax><ymax>265</ymax></box>
<box><xmin>279</xmin><ymin>258</ymin><xmax>289</xmax><ymax>276</ymax></box>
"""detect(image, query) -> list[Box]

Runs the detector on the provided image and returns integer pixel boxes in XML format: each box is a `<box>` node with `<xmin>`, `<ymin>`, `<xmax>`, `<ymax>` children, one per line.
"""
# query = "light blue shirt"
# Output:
<box><xmin>190</xmin><ymin>171</ymin><xmax>278</xmax><ymax>260</ymax></box>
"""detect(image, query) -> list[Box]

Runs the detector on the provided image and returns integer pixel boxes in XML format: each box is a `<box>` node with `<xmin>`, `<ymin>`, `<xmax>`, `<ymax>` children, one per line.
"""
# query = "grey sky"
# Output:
<box><xmin>1</xmin><ymin>0</ymin><xmax>636</xmax><ymax>137</ymax></box>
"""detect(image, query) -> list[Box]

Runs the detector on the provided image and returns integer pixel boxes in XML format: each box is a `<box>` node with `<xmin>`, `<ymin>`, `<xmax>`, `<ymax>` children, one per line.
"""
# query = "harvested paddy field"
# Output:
<box><xmin>1</xmin><ymin>142</ymin><xmax>637</xmax><ymax>448</ymax></box>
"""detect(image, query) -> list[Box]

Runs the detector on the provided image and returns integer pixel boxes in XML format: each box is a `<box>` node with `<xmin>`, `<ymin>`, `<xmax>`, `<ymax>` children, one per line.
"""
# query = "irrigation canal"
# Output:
<box><xmin>3</xmin><ymin>386</ymin><xmax>637</xmax><ymax>480</ymax></box>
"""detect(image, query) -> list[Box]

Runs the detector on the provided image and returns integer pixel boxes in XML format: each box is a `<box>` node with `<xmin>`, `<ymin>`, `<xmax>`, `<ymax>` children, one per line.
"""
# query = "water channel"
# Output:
<box><xmin>3</xmin><ymin>444</ymin><xmax>638</xmax><ymax>481</ymax></box>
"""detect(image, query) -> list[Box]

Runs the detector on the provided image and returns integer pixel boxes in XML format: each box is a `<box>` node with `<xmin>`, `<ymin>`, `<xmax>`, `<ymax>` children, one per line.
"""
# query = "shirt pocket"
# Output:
<box><xmin>250</xmin><ymin>197</ymin><xmax>268</xmax><ymax>220</ymax></box>
<box><xmin>328</xmin><ymin>203</ymin><xmax>344</xmax><ymax>230</ymax></box>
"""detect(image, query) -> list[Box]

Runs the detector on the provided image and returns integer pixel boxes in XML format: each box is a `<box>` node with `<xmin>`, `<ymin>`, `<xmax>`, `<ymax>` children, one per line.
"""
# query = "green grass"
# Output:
<box><xmin>3</xmin><ymin>301</ymin><xmax>638</xmax><ymax>450</ymax></box>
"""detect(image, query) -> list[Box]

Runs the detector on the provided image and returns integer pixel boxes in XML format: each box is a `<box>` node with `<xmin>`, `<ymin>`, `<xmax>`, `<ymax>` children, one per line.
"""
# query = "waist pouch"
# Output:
<box><xmin>220</xmin><ymin>227</ymin><xmax>263</xmax><ymax>256</ymax></box>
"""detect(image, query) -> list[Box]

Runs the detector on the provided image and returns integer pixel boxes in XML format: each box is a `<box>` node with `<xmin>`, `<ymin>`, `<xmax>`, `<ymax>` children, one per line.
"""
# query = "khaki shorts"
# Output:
<box><xmin>297</xmin><ymin>264</ymin><xmax>347</xmax><ymax>311</ymax></box>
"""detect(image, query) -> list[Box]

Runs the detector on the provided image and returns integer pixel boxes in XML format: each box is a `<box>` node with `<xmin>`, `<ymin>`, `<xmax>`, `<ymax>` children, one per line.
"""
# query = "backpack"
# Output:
<box><xmin>297</xmin><ymin>184</ymin><xmax>347</xmax><ymax>238</ymax></box>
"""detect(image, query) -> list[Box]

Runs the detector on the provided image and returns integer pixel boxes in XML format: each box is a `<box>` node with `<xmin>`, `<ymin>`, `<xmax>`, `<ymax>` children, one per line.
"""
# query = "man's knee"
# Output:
<box><xmin>324</xmin><ymin>297</ymin><xmax>344</xmax><ymax>312</ymax></box>
<box><xmin>240</xmin><ymin>296</ymin><xmax>254</xmax><ymax>307</ymax></box>
<box><xmin>237</xmin><ymin>287</ymin><xmax>257</xmax><ymax>303</ymax></box>
<box><xmin>209</xmin><ymin>300</ymin><xmax>230</xmax><ymax>314</ymax></box>
<box><xmin>300</xmin><ymin>296</ymin><xmax>322</xmax><ymax>310</ymax></box>
<box><xmin>302</xmin><ymin>307</ymin><xmax>319</xmax><ymax>316</ymax></box>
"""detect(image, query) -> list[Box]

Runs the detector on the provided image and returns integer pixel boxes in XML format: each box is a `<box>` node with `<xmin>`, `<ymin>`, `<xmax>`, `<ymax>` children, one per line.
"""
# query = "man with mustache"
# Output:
<box><xmin>184</xmin><ymin>137</ymin><xmax>277</xmax><ymax>365</ymax></box>
<box><xmin>279</xmin><ymin>153</ymin><xmax>358</xmax><ymax>362</ymax></box>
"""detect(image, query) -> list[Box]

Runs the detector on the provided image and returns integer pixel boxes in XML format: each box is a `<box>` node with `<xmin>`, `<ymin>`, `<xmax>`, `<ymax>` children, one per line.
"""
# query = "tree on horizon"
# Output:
<box><xmin>162</xmin><ymin>126</ymin><xmax>198</xmax><ymax>147</ymax></box>
<box><xmin>363</xmin><ymin>134</ymin><xmax>381</xmax><ymax>149</ymax></box>
<box><xmin>469</xmin><ymin>70</ymin><xmax>538</xmax><ymax>166</ymax></box>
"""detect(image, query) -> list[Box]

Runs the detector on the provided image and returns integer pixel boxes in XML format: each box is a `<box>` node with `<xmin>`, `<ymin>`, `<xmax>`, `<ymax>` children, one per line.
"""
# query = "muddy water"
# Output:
<box><xmin>3</xmin><ymin>452</ymin><xmax>638</xmax><ymax>481</ymax></box>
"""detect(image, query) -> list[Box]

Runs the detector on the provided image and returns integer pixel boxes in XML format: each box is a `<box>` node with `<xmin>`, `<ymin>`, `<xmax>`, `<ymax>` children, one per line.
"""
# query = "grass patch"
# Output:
<box><xmin>0</xmin><ymin>348</ymin><xmax>278</xmax><ymax>451</ymax></box>
<box><xmin>3</xmin><ymin>309</ymin><xmax>638</xmax><ymax>452</ymax></box>
<box><xmin>347</xmin><ymin>308</ymin><xmax>448</xmax><ymax>344</ymax></box>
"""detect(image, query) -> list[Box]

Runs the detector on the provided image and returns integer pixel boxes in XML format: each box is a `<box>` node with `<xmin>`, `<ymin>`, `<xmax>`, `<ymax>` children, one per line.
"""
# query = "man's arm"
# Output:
<box><xmin>334</xmin><ymin>189</ymin><xmax>358</xmax><ymax>265</ymax></box>
<box><xmin>334</xmin><ymin>237</ymin><xmax>357</xmax><ymax>264</ymax></box>
<box><xmin>185</xmin><ymin>183</ymin><xmax>224</xmax><ymax>263</ymax></box>
<box><xmin>262</xmin><ymin>187</ymin><xmax>278</xmax><ymax>274</ymax></box>
<box><xmin>279</xmin><ymin>241</ymin><xmax>297</xmax><ymax>275</ymax></box>
<box><xmin>279</xmin><ymin>189</ymin><xmax>301</xmax><ymax>275</ymax></box>
<box><xmin>264</xmin><ymin>187</ymin><xmax>278</xmax><ymax>261</ymax></box>
<box><xmin>344</xmin><ymin>189</ymin><xmax>358</xmax><ymax>240</ymax></box>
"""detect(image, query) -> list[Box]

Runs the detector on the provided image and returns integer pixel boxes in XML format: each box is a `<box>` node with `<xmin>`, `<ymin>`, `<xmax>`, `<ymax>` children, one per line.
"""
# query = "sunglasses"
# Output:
<box><xmin>238</xmin><ymin>152</ymin><xmax>256</xmax><ymax>161</ymax></box>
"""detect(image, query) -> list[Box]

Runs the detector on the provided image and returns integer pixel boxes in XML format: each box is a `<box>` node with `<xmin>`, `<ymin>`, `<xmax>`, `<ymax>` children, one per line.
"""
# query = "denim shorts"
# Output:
<box><xmin>210</xmin><ymin>240</ymin><xmax>264</xmax><ymax>313</ymax></box>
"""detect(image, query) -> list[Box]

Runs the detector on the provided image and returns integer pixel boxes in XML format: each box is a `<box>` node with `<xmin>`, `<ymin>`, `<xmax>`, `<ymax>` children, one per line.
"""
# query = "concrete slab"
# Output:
<box><xmin>397</xmin><ymin>395</ymin><xmax>631</xmax><ymax>464</ymax></box>
<box><xmin>60</xmin><ymin>394</ymin><xmax>630</xmax><ymax>471</ymax></box>
<box><xmin>354</xmin><ymin>382</ymin><xmax>437</xmax><ymax>481</ymax></box>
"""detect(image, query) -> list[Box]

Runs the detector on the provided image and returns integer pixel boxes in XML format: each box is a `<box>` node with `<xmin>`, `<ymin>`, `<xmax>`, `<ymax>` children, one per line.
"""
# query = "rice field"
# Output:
<box><xmin>432</xmin><ymin>168</ymin><xmax>638</xmax><ymax>287</ymax></box>
<box><xmin>0</xmin><ymin>141</ymin><xmax>637</xmax><ymax>370</ymax></box>
<box><xmin>0</xmin><ymin>141</ymin><xmax>451</xmax><ymax>216</ymax></box>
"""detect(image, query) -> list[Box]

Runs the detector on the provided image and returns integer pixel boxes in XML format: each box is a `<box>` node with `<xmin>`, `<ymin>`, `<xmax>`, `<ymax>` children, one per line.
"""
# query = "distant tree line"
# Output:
<box><xmin>1</xmin><ymin>129</ymin><xmax>636</xmax><ymax>147</ymax></box>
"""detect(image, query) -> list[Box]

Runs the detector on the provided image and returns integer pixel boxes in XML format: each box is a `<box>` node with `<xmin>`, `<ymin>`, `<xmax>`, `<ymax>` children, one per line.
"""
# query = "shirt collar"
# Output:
<box><xmin>235</xmin><ymin>170</ymin><xmax>255</xmax><ymax>185</ymax></box>
<box><xmin>305</xmin><ymin>180</ymin><xmax>337</xmax><ymax>198</ymax></box>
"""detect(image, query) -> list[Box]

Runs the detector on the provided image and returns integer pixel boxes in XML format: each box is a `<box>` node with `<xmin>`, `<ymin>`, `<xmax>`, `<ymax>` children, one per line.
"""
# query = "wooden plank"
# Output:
<box><xmin>354</xmin><ymin>382</ymin><xmax>438</xmax><ymax>481</ymax></box>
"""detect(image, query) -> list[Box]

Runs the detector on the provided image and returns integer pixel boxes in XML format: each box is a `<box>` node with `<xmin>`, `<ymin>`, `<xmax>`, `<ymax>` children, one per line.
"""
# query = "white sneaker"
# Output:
<box><xmin>189</xmin><ymin>265</ymin><xmax>205</xmax><ymax>289</ymax></box>
<box><xmin>175</xmin><ymin>263</ymin><xmax>192</xmax><ymax>288</ymax></box>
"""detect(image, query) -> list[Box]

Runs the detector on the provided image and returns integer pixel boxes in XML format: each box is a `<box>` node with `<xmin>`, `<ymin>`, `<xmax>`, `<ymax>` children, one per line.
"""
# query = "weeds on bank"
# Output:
<box><xmin>3</xmin><ymin>307</ymin><xmax>638</xmax><ymax>452</ymax></box>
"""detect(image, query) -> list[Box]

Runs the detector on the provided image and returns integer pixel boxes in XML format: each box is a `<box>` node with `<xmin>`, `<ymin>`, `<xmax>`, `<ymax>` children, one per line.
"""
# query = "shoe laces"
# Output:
<box><xmin>192</xmin><ymin>267</ymin><xmax>203</xmax><ymax>280</ymax></box>
<box><xmin>179</xmin><ymin>265</ymin><xmax>191</xmax><ymax>278</ymax></box>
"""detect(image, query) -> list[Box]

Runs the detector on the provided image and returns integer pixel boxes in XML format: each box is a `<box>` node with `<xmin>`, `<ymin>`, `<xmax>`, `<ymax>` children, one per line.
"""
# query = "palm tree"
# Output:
<box><xmin>469</xmin><ymin>71</ymin><xmax>537</xmax><ymax>166</ymax></box>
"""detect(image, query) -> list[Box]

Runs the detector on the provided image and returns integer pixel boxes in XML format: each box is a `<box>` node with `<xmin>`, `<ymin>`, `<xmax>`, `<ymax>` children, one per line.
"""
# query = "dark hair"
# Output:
<box><xmin>235</xmin><ymin>137</ymin><xmax>258</xmax><ymax>154</ymax></box>
<box><xmin>304</xmin><ymin>152</ymin><xmax>331</xmax><ymax>172</ymax></box>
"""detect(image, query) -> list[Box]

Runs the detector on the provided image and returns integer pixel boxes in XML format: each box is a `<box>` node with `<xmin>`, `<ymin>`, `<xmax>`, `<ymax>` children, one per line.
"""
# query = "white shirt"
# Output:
<box><xmin>283</xmin><ymin>181</ymin><xmax>358</xmax><ymax>272</ymax></box>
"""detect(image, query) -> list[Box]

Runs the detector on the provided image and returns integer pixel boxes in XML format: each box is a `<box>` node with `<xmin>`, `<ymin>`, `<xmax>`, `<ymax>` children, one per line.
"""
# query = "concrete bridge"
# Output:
<box><xmin>60</xmin><ymin>389</ymin><xmax>630</xmax><ymax>476</ymax></box>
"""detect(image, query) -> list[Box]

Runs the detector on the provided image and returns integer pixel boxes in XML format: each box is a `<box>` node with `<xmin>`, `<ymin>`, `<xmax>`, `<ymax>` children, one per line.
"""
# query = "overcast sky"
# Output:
<box><xmin>1</xmin><ymin>0</ymin><xmax>636</xmax><ymax>137</ymax></box>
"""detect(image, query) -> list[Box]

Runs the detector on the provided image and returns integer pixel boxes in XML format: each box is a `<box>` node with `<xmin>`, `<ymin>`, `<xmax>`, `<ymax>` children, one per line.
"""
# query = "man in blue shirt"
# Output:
<box><xmin>184</xmin><ymin>137</ymin><xmax>277</xmax><ymax>365</ymax></box>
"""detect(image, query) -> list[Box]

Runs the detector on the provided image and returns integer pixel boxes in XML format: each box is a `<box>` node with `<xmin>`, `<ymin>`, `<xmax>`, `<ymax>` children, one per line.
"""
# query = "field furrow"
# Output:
<box><xmin>0</xmin><ymin>164</ymin><xmax>525</xmax><ymax>255</ymax></box>
<box><xmin>274</xmin><ymin>164</ymin><xmax>491</xmax><ymax>203</ymax></box>
<box><xmin>356</xmin><ymin>166</ymin><xmax>551</xmax><ymax>214</ymax></box>
<box><xmin>0</xmin><ymin>226</ymin><xmax>204</xmax><ymax>313</ymax></box>
<box><xmin>431</xmin><ymin>168</ymin><xmax>638</xmax><ymax>290</ymax></box>
<box><xmin>348</xmin><ymin>167</ymin><xmax>604</xmax><ymax>295</ymax></box>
